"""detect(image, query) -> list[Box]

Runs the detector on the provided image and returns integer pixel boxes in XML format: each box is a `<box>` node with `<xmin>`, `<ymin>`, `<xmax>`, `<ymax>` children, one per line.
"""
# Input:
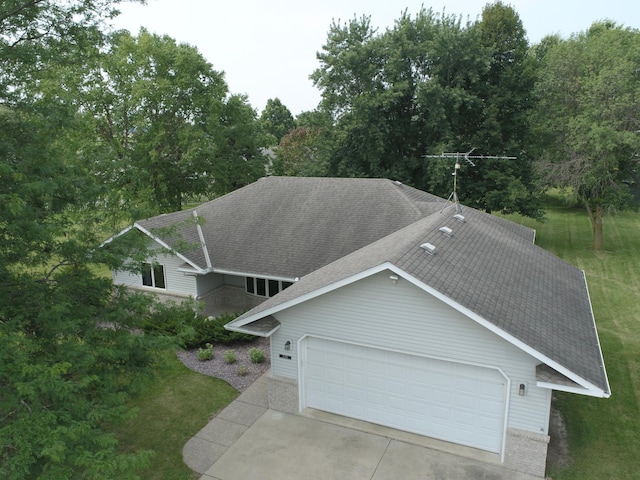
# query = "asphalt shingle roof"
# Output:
<box><xmin>231</xmin><ymin>203</ymin><xmax>609</xmax><ymax>395</ymax></box>
<box><xmin>131</xmin><ymin>176</ymin><xmax>607</xmax><ymax>395</ymax></box>
<box><xmin>137</xmin><ymin>176</ymin><xmax>448</xmax><ymax>278</ymax></box>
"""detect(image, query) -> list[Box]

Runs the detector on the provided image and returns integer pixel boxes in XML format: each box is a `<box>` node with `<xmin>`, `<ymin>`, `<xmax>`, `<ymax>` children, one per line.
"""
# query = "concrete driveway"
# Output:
<box><xmin>185</xmin><ymin>374</ymin><xmax>542</xmax><ymax>480</ymax></box>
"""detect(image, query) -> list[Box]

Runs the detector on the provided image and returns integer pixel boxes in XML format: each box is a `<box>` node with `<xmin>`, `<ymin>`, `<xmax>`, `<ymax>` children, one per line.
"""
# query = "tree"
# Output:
<box><xmin>79</xmin><ymin>29</ymin><xmax>265</xmax><ymax>217</ymax></box>
<box><xmin>260</xmin><ymin>98</ymin><xmax>296</xmax><ymax>144</ymax></box>
<box><xmin>0</xmin><ymin>3</ymin><xmax>183</xmax><ymax>478</ymax></box>
<box><xmin>311</xmin><ymin>6</ymin><xmax>542</xmax><ymax>217</ymax></box>
<box><xmin>532</xmin><ymin>22</ymin><xmax>640</xmax><ymax>249</ymax></box>
<box><xmin>461</xmin><ymin>1</ymin><xmax>543</xmax><ymax>216</ymax></box>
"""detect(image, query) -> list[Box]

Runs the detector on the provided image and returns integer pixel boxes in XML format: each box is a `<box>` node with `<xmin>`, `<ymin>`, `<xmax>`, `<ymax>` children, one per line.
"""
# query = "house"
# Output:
<box><xmin>108</xmin><ymin>176</ymin><xmax>610</xmax><ymax>478</ymax></box>
<box><xmin>107</xmin><ymin>176</ymin><xmax>445</xmax><ymax>313</ymax></box>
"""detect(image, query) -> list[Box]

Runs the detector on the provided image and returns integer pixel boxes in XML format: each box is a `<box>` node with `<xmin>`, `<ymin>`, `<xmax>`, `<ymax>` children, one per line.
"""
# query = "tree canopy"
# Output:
<box><xmin>310</xmin><ymin>4</ymin><xmax>543</xmax><ymax>217</ymax></box>
<box><xmin>260</xmin><ymin>97</ymin><xmax>296</xmax><ymax>144</ymax></box>
<box><xmin>78</xmin><ymin>28</ymin><xmax>266</xmax><ymax>217</ymax></box>
<box><xmin>531</xmin><ymin>22</ymin><xmax>640</xmax><ymax>249</ymax></box>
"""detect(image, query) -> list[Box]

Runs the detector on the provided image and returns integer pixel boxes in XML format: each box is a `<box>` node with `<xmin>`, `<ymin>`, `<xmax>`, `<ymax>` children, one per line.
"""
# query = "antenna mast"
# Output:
<box><xmin>423</xmin><ymin>148</ymin><xmax>517</xmax><ymax>212</ymax></box>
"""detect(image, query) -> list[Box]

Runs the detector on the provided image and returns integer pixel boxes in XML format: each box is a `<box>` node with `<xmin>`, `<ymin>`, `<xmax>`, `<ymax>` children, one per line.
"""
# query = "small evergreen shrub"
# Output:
<box><xmin>223</xmin><ymin>350</ymin><xmax>236</xmax><ymax>364</ymax></box>
<box><xmin>197</xmin><ymin>343</ymin><xmax>213</xmax><ymax>361</ymax></box>
<box><xmin>140</xmin><ymin>300</ymin><xmax>255</xmax><ymax>348</ymax></box>
<box><xmin>237</xmin><ymin>365</ymin><xmax>248</xmax><ymax>377</ymax></box>
<box><xmin>248</xmin><ymin>347</ymin><xmax>265</xmax><ymax>364</ymax></box>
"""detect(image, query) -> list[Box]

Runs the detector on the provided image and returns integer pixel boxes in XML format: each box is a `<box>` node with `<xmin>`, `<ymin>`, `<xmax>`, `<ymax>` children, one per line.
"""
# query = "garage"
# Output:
<box><xmin>302</xmin><ymin>337</ymin><xmax>507</xmax><ymax>453</ymax></box>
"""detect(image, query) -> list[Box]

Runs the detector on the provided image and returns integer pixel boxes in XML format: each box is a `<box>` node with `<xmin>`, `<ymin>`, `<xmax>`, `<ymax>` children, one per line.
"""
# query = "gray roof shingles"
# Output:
<box><xmin>138</xmin><ymin>176</ymin><xmax>447</xmax><ymax>278</ymax></box>
<box><xmin>231</xmin><ymin>202</ymin><xmax>608</xmax><ymax>395</ymax></box>
<box><xmin>132</xmin><ymin>176</ymin><xmax>607</xmax><ymax>395</ymax></box>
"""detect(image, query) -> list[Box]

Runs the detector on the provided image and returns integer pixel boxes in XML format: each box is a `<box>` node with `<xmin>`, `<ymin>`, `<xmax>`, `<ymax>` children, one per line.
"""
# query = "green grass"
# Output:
<box><xmin>504</xmin><ymin>200</ymin><xmax>640</xmax><ymax>479</ymax></box>
<box><xmin>112</xmin><ymin>351</ymin><xmax>239</xmax><ymax>480</ymax></box>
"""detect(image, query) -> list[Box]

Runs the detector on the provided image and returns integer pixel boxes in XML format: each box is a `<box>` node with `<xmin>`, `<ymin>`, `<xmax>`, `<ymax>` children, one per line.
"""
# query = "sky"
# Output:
<box><xmin>112</xmin><ymin>0</ymin><xmax>640</xmax><ymax>115</ymax></box>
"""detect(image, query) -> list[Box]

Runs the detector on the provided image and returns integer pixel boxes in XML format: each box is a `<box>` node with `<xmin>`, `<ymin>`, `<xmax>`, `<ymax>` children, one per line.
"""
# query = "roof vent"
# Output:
<box><xmin>420</xmin><ymin>242</ymin><xmax>436</xmax><ymax>255</ymax></box>
<box><xmin>393</xmin><ymin>180</ymin><xmax>403</xmax><ymax>185</ymax></box>
<box><xmin>453</xmin><ymin>213</ymin><xmax>466</xmax><ymax>223</ymax></box>
<box><xmin>439</xmin><ymin>226</ymin><xmax>453</xmax><ymax>236</ymax></box>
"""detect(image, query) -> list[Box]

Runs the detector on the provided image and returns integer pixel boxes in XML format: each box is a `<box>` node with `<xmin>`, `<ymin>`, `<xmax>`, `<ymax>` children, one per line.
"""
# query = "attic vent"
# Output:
<box><xmin>439</xmin><ymin>226</ymin><xmax>453</xmax><ymax>236</ymax></box>
<box><xmin>420</xmin><ymin>242</ymin><xmax>436</xmax><ymax>255</ymax></box>
<box><xmin>393</xmin><ymin>180</ymin><xmax>403</xmax><ymax>185</ymax></box>
<box><xmin>453</xmin><ymin>213</ymin><xmax>466</xmax><ymax>223</ymax></box>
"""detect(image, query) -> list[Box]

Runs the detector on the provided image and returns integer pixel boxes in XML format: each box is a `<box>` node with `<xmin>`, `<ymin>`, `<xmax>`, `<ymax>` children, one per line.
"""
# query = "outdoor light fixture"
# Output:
<box><xmin>389</xmin><ymin>274</ymin><xmax>399</xmax><ymax>284</ymax></box>
<box><xmin>284</xmin><ymin>340</ymin><xmax>291</xmax><ymax>351</ymax></box>
<box><xmin>519</xmin><ymin>383</ymin><xmax>526</xmax><ymax>396</ymax></box>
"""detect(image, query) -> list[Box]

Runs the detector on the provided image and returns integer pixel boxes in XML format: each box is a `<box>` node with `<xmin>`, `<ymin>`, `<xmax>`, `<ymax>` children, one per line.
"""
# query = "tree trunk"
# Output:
<box><xmin>585</xmin><ymin>198</ymin><xmax>604</xmax><ymax>250</ymax></box>
<box><xmin>593</xmin><ymin>204</ymin><xmax>603</xmax><ymax>250</ymax></box>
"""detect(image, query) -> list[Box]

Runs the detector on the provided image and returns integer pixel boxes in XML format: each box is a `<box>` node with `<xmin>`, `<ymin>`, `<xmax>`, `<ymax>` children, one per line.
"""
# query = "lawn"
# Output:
<box><xmin>112</xmin><ymin>351</ymin><xmax>239</xmax><ymax>480</ymax></box>
<box><xmin>505</xmin><ymin>199</ymin><xmax>640</xmax><ymax>479</ymax></box>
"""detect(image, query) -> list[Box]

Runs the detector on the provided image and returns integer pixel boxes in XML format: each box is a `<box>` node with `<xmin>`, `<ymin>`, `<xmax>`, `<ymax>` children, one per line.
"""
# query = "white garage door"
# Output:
<box><xmin>303</xmin><ymin>337</ymin><xmax>506</xmax><ymax>453</ymax></box>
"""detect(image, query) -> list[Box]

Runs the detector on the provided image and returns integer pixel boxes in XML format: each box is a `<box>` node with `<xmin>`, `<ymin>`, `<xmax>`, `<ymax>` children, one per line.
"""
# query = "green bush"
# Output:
<box><xmin>223</xmin><ymin>350</ymin><xmax>236</xmax><ymax>364</ymax></box>
<box><xmin>190</xmin><ymin>311</ymin><xmax>255</xmax><ymax>347</ymax></box>
<box><xmin>197</xmin><ymin>343</ymin><xmax>213</xmax><ymax>361</ymax></box>
<box><xmin>248</xmin><ymin>347</ymin><xmax>265</xmax><ymax>364</ymax></box>
<box><xmin>140</xmin><ymin>300</ymin><xmax>255</xmax><ymax>348</ymax></box>
<box><xmin>237</xmin><ymin>365</ymin><xmax>248</xmax><ymax>377</ymax></box>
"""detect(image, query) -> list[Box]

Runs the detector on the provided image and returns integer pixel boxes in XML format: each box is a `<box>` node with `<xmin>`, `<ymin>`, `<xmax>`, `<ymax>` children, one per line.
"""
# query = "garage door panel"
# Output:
<box><xmin>303</xmin><ymin>338</ymin><xmax>506</xmax><ymax>453</ymax></box>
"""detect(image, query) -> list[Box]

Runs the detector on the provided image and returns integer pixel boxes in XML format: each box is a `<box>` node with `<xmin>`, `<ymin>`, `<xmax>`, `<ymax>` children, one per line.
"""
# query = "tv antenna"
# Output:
<box><xmin>423</xmin><ymin>148</ymin><xmax>517</xmax><ymax>212</ymax></box>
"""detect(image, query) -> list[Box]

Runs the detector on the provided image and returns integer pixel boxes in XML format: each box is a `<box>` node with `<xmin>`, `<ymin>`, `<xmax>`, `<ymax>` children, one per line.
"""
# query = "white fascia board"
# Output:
<box><xmin>133</xmin><ymin>223</ymin><xmax>204</xmax><ymax>273</ymax></box>
<box><xmin>536</xmin><ymin>381</ymin><xmax>609</xmax><ymax>398</ymax></box>
<box><xmin>229</xmin><ymin>263</ymin><xmax>392</xmax><ymax>328</ymax></box>
<box><xmin>225</xmin><ymin>323</ymin><xmax>281</xmax><ymax>338</ymax></box>
<box><xmin>582</xmin><ymin>270</ymin><xmax>612</xmax><ymax>396</ymax></box>
<box><xmin>385</xmin><ymin>264</ymin><xmax>610</xmax><ymax>398</ymax></box>
<box><xmin>206</xmin><ymin>267</ymin><xmax>299</xmax><ymax>283</ymax></box>
<box><xmin>99</xmin><ymin>225</ymin><xmax>134</xmax><ymax>247</ymax></box>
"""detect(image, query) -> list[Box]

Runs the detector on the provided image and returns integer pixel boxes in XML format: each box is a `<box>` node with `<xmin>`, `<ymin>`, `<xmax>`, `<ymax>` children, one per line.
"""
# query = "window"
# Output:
<box><xmin>142</xmin><ymin>262</ymin><xmax>166</xmax><ymax>289</ymax></box>
<box><xmin>245</xmin><ymin>277</ymin><xmax>293</xmax><ymax>298</ymax></box>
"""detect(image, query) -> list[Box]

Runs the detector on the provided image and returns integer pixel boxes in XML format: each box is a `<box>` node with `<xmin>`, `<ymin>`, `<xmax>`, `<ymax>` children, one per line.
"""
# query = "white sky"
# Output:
<box><xmin>112</xmin><ymin>0</ymin><xmax>640</xmax><ymax>115</ymax></box>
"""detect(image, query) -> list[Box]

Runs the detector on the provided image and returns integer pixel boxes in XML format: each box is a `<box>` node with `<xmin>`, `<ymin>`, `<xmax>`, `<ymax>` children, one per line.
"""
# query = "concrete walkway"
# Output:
<box><xmin>184</xmin><ymin>373</ymin><xmax>543</xmax><ymax>480</ymax></box>
<box><xmin>183</xmin><ymin>373</ymin><xmax>270</xmax><ymax>475</ymax></box>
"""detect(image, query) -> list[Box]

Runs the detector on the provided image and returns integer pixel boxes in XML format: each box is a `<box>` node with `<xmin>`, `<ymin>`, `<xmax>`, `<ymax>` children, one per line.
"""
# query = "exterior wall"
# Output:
<box><xmin>198</xmin><ymin>285</ymin><xmax>265</xmax><ymax>317</ymax></box>
<box><xmin>113</xmin><ymin>242</ymin><xmax>196</xmax><ymax>297</ymax></box>
<box><xmin>267</xmin><ymin>372</ymin><xmax>299</xmax><ymax>414</ymax></box>
<box><xmin>196</xmin><ymin>272</ymin><xmax>224</xmax><ymax>296</ymax></box>
<box><xmin>504</xmin><ymin>428</ymin><xmax>550</xmax><ymax>477</ymax></box>
<box><xmin>269</xmin><ymin>270</ymin><xmax>550</xmax><ymax>437</ymax></box>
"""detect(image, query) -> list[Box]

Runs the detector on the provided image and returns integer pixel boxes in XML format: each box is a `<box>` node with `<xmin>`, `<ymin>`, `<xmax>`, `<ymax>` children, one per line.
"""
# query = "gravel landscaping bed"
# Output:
<box><xmin>175</xmin><ymin>336</ymin><xmax>271</xmax><ymax>391</ymax></box>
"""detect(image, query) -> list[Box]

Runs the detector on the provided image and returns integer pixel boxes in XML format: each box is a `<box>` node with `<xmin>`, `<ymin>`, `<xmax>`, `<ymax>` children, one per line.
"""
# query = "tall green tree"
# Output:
<box><xmin>260</xmin><ymin>97</ymin><xmax>296</xmax><ymax>144</ymax></box>
<box><xmin>462</xmin><ymin>1</ymin><xmax>542</xmax><ymax>216</ymax></box>
<box><xmin>80</xmin><ymin>29</ymin><xmax>265</xmax><ymax>217</ymax></box>
<box><xmin>0</xmin><ymin>2</ymin><xmax>181</xmax><ymax>478</ymax></box>
<box><xmin>311</xmin><ymin>6</ymin><xmax>542</xmax><ymax>217</ymax></box>
<box><xmin>532</xmin><ymin>22</ymin><xmax>640</xmax><ymax>249</ymax></box>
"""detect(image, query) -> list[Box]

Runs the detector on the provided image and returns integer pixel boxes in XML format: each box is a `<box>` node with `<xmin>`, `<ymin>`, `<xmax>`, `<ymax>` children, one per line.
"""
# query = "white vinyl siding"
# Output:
<box><xmin>270</xmin><ymin>269</ymin><xmax>550</xmax><ymax>435</ymax></box>
<box><xmin>113</xmin><ymin>242</ymin><xmax>196</xmax><ymax>296</ymax></box>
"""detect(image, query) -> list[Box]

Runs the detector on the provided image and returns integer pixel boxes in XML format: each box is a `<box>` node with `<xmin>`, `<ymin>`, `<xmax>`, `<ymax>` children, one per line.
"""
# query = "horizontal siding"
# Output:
<box><xmin>113</xmin><ymin>242</ymin><xmax>196</xmax><ymax>296</ymax></box>
<box><xmin>271</xmin><ymin>270</ymin><xmax>550</xmax><ymax>435</ymax></box>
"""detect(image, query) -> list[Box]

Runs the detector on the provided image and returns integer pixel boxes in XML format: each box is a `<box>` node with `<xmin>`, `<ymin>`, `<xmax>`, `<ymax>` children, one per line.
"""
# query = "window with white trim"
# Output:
<box><xmin>142</xmin><ymin>263</ymin><xmax>166</xmax><ymax>289</ymax></box>
<box><xmin>245</xmin><ymin>277</ymin><xmax>292</xmax><ymax>298</ymax></box>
